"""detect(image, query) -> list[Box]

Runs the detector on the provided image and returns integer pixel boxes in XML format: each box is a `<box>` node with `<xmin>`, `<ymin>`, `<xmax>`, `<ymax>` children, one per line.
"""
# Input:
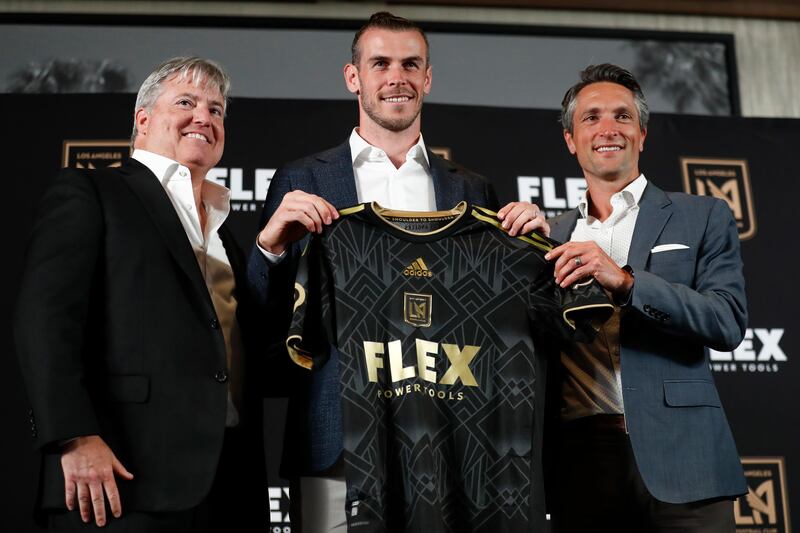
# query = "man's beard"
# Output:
<box><xmin>360</xmin><ymin>91</ymin><xmax>422</xmax><ymax>133</ymax></box>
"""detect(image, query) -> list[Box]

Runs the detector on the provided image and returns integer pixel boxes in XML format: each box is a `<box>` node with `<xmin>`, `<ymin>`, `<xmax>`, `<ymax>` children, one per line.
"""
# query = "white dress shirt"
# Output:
<box><xmin>132</xmin><ymin>149</ymin><xmax>243</xmax><ymax>427</ymax></box>
<box><xmin>349</xmin><ymin>128</ymin><xmax>436</xmax><ymax>211</ymax></box>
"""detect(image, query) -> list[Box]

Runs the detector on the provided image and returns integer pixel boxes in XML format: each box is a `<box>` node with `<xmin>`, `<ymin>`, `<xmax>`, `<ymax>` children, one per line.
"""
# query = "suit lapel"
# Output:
<box><xmin>313</xmin><ymin>141</ymin><xmax>359</xmax><ymax>208</ymax></box>
<box><xmin>429</xmin><ymin>150</ymin><xmax>466</xmax><ymax>210</ymax></box>
<box><xmin>118</xmin><ymin>159</ymin><xmax>214</xmax><ymax>310</ymax></box>
<box><xmin>549</xmin><ymin>210</ymin><xmax>580</xmax><ymax>244</ymax></box>
<box><xmin>627</xmin><ymin>181</ymin><xmax>673</xmax><ymax>270</ymax></box>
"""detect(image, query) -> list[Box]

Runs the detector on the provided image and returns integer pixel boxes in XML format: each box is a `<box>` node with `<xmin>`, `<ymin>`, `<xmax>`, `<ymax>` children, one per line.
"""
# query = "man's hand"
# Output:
<box><xmin>61</xmin><ymin>435</ymin><xmax>134</xmax><ymax>527</ymax></box>
<box><xmin>257</xmin><ymin>191</ymin><xmax>339</xmax><ymax>255</ymax></box>
<box><xmin>496</xmin><ymin>201</ymin><xmax>550</xmax><ymax>237</ymax></box>
<box><xmin>546</xmin><ymin>241</ymin><xmax>633</xmax><ymax>300</ymax></box>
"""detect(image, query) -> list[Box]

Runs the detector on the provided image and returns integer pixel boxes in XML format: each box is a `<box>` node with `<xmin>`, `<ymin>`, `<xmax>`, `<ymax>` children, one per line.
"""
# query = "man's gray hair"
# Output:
<box><xmin>560</xmin><ymin>63</ymin><xmax>649</xmax><ymax>135</ymax></box>
<box><xmin>131</xmin><ymin>56</ymin><xmax>230</xmax><ymax>144</ymax></box>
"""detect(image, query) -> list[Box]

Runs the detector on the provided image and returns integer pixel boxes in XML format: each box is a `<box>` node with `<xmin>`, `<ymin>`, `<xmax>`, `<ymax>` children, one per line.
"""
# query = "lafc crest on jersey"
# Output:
<box><xmin>404</xmin><ymin>292</ymin><xmax>432</xmax><ymax>328</ymax></box>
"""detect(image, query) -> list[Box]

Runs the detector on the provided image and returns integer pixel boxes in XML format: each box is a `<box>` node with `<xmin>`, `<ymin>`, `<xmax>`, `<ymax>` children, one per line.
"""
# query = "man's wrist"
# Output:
<box><xmin>615</xmin><ymin>265</ymin><xmax>635</xmax><ymax>306</ymax></box>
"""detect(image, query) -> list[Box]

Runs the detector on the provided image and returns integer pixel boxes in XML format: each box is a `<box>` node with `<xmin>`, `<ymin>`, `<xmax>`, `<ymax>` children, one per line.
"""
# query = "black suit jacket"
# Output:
<box><xmin>247</xmin><ymin>139</ymin><xmax>499</xmax><ymax>476</ymax></box>
<box><xmin>14</xmin><ymin>159</ymin><xmax>265</xmax><ymax>513</ymax></box>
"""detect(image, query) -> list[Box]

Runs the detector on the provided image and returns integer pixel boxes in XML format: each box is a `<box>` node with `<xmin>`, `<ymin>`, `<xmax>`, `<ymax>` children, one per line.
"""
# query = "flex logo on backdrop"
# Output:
<box><xmin>62</xmin><ymin>140</ymin><xmax>130</xmax><ymax>169</ymax></box>
<box><xmin>681</xmin><ymin>157</ymin><xmax>756</xmax><ymax>240</ymax></box>
<box><xmin>516</xmin><ymin>176</ymin><xmax>587</xmax><ymax>218</ymax></box>
<box><xmin>268</xmin><ymin>486</ymin><xmax>291</xmax><ymax>532</ymax></box>
<box><xmin>735</xmin><ymin>458</ymin><xmax>791</xmax><ymax>533</ymax></box>
<box><xmin>709</xmin><ymin>328</ymin><xmax>788</xmax><ymax>374</ymax></box>
<box><xmin>207</xmin><ymin>167</ymin><xmax>275</xmax><ymax>212</ymax></box>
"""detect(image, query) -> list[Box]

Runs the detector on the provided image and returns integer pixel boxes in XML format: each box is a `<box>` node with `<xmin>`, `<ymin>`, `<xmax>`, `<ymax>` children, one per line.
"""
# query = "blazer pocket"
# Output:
<box><xmin>663</xmin><ymin>380</ymin><xmax>721</xmax><ymax>408</ymax></box>
<box><xmin>105</xmin><ymin>375</ymin><xmax>150</xmax><ymax>403</ymax></box>
<box><xmin>648</xmin><ymin>248</ymin><xmax>693</xmax><ymax>265</ymax></box>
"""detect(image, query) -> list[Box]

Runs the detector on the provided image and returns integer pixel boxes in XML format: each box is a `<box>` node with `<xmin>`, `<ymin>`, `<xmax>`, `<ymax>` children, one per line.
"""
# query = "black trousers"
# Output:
<box><xmin>551</xmin><ymin>415</ymin><xmax>735</xmax><ymax>533</ymax></box>
<box><xmin>48</xmin><ymin>427</ymin><xmax>266</xmax><ymax>532</ymax></box>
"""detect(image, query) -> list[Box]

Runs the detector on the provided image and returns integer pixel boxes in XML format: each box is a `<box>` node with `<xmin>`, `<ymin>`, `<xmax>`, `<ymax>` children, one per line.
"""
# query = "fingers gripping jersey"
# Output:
<box><xmin>288</xmin><ymin>202</ymin><xmax>612</xmax><ymax>533</ymax></box>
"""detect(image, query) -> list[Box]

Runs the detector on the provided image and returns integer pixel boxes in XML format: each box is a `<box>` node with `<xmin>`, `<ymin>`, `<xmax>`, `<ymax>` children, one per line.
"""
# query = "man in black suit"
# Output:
<box><xmin>248</xmin><ymin>12</ymin><xmax>547</xmax><ymax>532</ymax></box>
<box><xmin>14</xmin><ymin>57</ymin><xmax>265</xmax><ymax>531</ymax></box>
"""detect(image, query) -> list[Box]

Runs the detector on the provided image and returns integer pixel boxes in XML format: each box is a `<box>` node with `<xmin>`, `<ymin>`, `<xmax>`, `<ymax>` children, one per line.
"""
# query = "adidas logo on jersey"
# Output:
<box><xmin>403</xmin><ymin>257</ymin><xmax>433</xmax><ymax>278</ymax></box>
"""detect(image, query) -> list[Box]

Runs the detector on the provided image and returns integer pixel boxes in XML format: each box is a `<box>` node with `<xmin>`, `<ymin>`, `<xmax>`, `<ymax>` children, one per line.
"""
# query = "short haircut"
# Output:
<box><xmin>131</xmin><ymin>56</ymin><xmax>230</xmax><ymax>144</ymax></box>
<box><xmin>560</xmin><ymin>63</ymin><xmax>649</xmax><ymax>134</ymax></box>
<box><xmin>351</xmin><ymin>11</ymin><xmax>430</xmax><ymax>66</ymax></box>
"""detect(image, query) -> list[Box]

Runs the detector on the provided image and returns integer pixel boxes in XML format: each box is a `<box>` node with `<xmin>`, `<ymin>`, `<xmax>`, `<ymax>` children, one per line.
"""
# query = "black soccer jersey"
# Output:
<box><xmin>288</xmin><ymin>202</ymin><xmax>612</xmax><ymax>533</ymax></box>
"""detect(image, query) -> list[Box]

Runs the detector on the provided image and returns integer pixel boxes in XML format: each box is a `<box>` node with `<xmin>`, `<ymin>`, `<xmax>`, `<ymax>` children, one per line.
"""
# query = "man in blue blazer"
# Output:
<box><xmin>248</xmin><ymin>12</ymin><xmax>547</xmax><ymax>532</ymax></box>
<box><xmin>544</xmin><ymin>64</ymin><xmax>747</xmax><ymax>532</ymax></box>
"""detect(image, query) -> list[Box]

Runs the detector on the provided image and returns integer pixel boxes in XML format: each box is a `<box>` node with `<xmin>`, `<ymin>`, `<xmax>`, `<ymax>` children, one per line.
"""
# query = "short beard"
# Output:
<box><xmin>360</xmin><ymin>92</ymin><xmax>421</xmax><ymax>133</ymax></box>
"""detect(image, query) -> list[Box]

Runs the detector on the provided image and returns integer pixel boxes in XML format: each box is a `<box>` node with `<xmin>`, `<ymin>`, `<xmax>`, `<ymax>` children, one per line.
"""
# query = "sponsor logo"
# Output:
<box><xmin>735</xmin><ymin>457</ymin><xmax>791</xmax><ymax>533</ymax></box>
<box><xmin>207</xmin><ymin>167</ymin><xmax>275</xmax><ymax>212</ymax></box>
<box><xmin>268</xmin><ymin>486</ymin><xmax>291</xmax><ymax>532</ymax></box>
<box><xmin>404</xmin><ymin>292</ymin><xmax>432</xmax><ymax>328</ymax></box>
<box><xmin>517</xmin><ymin>176</ymin><xmax>587</xmax><ymax>218</ymax></box>
<box><xmin>362</xmin><ymin>339</ymin><xmax>480</xmax><ymax>401</ymax></box>
<box><xmin>62</xmin><ymin>140</ymin><xmax>130</xmax><ymax>169</ymax></box>
<box><xmin>681</xmin><ymin>157</ymin><xmax>756</xmax><ymax>240</ymax></box>
<box><xmin>710</xmin><ymin>328</ymin><xmax>787</xmax><ymax>374</ymax></box>
<box><xmin>403</xmin><ymin>257</ymin><xmax>433</xmax><ymax>278</ymax></box>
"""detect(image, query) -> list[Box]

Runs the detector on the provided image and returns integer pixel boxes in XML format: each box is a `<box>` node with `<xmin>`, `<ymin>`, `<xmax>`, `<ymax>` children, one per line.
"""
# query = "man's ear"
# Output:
<box><xmin>134</xmin><ymin>108</ymin><xmax>149</xmax><ymax>137</ymax></box>
<box><xmin>344</xmin><ymin>63</ymin><xmax>360</xmax><ymax>95</ymax></box>
<box><xmin>423</xmin><ymin>64</ymin><xmax>432</xmax><ymax>96</ymax></box>
<box><xmin>639</xmin><ymin>128</ymin><xmax>647</xmax><ymax>151</ymax></box>
<box><xmin>564</xmin><ymin>129</ymin><xmax>577</xmax><ymax>155</ymax></box>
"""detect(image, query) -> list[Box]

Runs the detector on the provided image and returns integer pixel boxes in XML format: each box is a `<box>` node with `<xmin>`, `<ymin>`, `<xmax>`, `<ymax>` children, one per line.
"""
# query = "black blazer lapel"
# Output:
<box><xmin>117</xmin><ymin>159</ymin><xmax>215</xmax><ymax>312</ymax></box>
<box><xmin>429</xmin><ymin>150</ymin><xmax>466</xmax><ymax>210</ymax></box>
<box><xmin>313</xmin><ymin>141</ymin><xmax>359</xmax><ymax>209</ymax></box>
<box><xmin>627</xmin><ymin>182</ymin><xmax>673</xmax><ymax>271</ymax></box>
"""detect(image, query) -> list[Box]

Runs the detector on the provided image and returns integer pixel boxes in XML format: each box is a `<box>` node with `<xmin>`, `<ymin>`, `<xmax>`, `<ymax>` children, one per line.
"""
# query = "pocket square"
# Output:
<box><xmin>651</xmin><ymin>244</ymin><xmax>690</xmax><ymax>253</ymax></box>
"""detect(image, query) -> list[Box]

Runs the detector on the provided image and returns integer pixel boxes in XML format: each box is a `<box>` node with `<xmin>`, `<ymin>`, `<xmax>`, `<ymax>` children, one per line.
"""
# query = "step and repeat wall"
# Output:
<box><xmin>4</xmin><ymin>93</ymin><xmax>796</xmax><ymax>532</ymax></box>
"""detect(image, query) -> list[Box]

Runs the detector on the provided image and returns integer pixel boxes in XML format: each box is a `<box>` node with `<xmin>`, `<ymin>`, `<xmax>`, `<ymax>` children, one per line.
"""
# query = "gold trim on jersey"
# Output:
<box><xmin>286</xmin><ymin>335</ymin><xmax>314</xmax><ymax>370</ymax></box>
<box><xmin>563</xmin><ymin>303</ymin><xmax>616</xmax><ymax>331</ymax></box>
<box><xmin>338</xmin><ymin>204</ymin><xmax>366</xmax><ymax>216</ymax></box>
<box><xmin>371</xmin><ymin>201</ymin><xmax>468</xmax><ymax>236</ymax></box>
<box><xmin>470</xmin><ymin>206</ymin><xmax>553</xmax><ymax>253</ymax></box>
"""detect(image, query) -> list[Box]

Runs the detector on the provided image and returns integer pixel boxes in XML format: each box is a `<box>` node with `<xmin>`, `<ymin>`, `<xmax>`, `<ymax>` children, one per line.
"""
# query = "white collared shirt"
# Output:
<box><xmin>570</xmin><ymin>174</ymin><xmax>648</xmax><ymax>267</ymax></box>
<box><xmin>349</xmin><ymin>128</ymin><xmax>436</xmax><ymax>211</ymax></box>
<box><xmin>132</xmin><ymin>149</ymin><xmax>243</xmax><ymax>427</ymax></box>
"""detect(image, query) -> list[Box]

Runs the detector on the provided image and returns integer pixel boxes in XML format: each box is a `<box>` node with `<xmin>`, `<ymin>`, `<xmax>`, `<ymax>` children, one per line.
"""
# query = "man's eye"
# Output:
<box><xmin>618</xmin><ymin>113</ymin><xmax>632</xmax><ymax>120</ymax></box>
<box><xmin>177</xmin><ymin>99</ymin><xmax>193</xmax><ymax>107</ymax></box>
<box><xmin>404</xmin><ymin>62</ymin><xmax>419</xmax><ymax>70</ymax></box>
<box><xmin>211</xmin><ymin>107</ymin><xmax>223</xmax><ymax>116</ymax></box>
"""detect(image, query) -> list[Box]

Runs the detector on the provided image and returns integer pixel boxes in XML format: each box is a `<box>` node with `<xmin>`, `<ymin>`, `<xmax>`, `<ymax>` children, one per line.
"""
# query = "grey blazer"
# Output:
<box><xmin>247</xmin><ymin>139</ymin><xmax>499</xmax><ymax>476</ymax></box>
<box><xmin>549</xmin><ymin>180</ymin><xmax>748</xmax><ymax>503</ymax></box>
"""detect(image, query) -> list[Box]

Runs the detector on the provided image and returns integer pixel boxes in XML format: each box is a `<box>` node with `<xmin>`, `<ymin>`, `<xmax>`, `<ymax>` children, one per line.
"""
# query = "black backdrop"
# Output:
<box><xmin>3</xmin><ymin>94</ymin><xmax>796</xmax><ymax>532</ymax></box>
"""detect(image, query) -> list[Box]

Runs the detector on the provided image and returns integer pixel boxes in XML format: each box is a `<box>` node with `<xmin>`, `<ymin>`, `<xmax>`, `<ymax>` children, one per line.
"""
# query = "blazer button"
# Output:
<box><xmin>214</xmin><ymin>370</ymin><xmax>229</xmax><ymax>383</ymax></box>
<box><xmin>210</xmin><ymin>318</ymin><xmax>220</xmax><ymax>329</ymax></box>
<box><xmin>643</xmin><ymin>304</ymin><xmax>651</xmax><ymax>312</ymax></box>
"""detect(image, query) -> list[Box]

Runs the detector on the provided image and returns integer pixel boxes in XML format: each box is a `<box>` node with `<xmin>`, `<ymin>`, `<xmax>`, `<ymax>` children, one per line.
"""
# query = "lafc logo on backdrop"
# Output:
<box><xmin>709</xmin><ymin>328</ymin><xmax>787</xmax><ymax>374</ymax></box>
<box><xmin>62</xmin><ymin>140</ymin><xmax>130</xmax><ymax>169</ymax></box>
<box><xmin>681</xmin><ymin>157</ymin><xmax>756</xmax><ymax>240</ymax></box>
<box><xmin>734</xmin><ymin>458</ymin><xmax>790</xmax><ymax>533</ymax></box>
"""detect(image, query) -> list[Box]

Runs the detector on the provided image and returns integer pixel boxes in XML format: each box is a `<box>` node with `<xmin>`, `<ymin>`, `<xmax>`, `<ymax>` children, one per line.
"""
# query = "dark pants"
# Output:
<box><xmin>48</xmin><ymin>427</ymin><xmax>265</xmax><ymax>532</ymax></box>
<box><xmin>551</xmin><ymin>414</ymin><xmax>735</xmax><ymax>533</ymax></box>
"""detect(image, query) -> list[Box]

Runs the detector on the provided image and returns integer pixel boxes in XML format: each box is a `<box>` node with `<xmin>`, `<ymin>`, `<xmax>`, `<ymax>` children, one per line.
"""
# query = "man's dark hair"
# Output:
<box><xmin>351</xmin><ymin>11</ymin><xmax>430</xmax><ymax>66</ymax></box>
<box><xmin>560</xmin><ymin>63</ymin><xmax>649</xmax><ymax>134</ymax></box>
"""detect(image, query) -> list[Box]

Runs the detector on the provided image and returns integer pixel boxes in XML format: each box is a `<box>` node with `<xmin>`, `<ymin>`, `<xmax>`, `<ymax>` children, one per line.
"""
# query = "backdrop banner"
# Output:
<box><xmin>4</xmin><ymin>94</ymin><xmax>796</xmax><ymax>533</ymax></box>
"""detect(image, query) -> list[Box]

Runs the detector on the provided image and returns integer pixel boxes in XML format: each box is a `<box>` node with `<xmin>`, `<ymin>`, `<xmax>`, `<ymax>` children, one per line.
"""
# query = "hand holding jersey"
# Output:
<box><xmin>257</xmin><ymin>190</ymin><xmax>340</xmax><ymax>255</ymax></box>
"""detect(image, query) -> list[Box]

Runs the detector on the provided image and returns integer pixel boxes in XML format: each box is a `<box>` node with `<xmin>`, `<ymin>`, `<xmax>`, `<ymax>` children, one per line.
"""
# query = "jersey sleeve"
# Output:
<box><xmin>286</xmin><ymin>236</ymin><xmax>334</xmax><ymax>370</ymax></box>
<box><xmin>528</xmin><ymin>265</ymin><xmax>614</xmax><ymax>343</ymax></box>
